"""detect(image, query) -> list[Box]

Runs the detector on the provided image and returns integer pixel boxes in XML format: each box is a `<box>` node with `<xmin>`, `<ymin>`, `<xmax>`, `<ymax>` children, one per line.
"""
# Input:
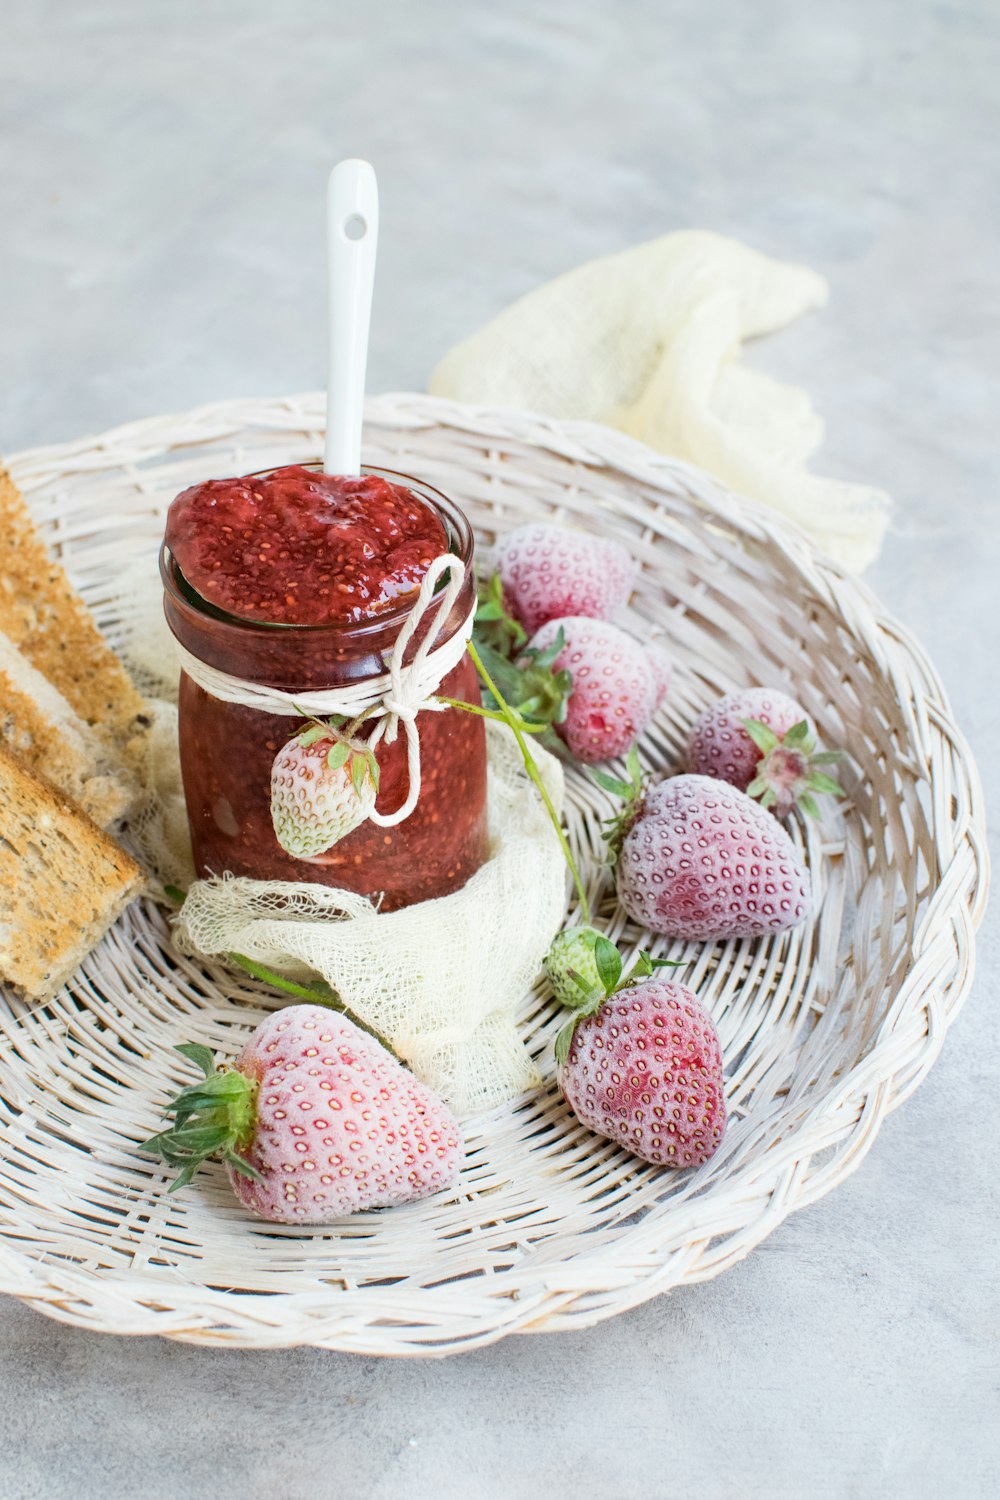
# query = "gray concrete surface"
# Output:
<box><xmin>1</xmin><ymin>2</ymin><xmax>997</xmax><ymax>1497</ymax></box>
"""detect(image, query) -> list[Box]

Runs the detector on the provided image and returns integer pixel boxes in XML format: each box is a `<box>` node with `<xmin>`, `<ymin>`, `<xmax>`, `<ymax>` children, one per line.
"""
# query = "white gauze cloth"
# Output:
<box><xmin>429</xmin><ymin>229</ymin><xmax>891</xmax><ymax>571</ymax></box>
<box><xmin>173</xmin><ymin>722</ymin><xmax>566</xmax><ymax>1116</ymax></box>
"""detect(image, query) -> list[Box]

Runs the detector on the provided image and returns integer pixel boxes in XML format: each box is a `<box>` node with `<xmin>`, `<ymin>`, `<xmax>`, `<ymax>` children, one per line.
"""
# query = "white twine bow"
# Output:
<box><xmin>173</xmin><ymin>553</ymin><xmax>473</xmax><ymax>828</ymax></box>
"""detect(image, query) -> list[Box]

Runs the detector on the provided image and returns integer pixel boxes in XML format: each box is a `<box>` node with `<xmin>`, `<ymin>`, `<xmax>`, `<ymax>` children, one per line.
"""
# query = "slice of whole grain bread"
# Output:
<box><xmin>0</xmin><ymin>465</ymin><xmax>148</xmax><ymax>754</ymax></box>
<box><xmin>0</xmin><ymin>742</ymin><xmax>146</xmax><ymax>1001</ymax></box>
<box><xmin>0</xmin><ymin>627</ymin><xmax>138</xmax><ymax>827</ymax></box>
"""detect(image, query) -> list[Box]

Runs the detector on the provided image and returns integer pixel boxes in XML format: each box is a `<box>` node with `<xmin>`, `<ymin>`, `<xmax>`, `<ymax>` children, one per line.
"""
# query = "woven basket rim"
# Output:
<box><xmin>0</xmin><ymin>391</ymin><xmax>989</xmax><ymax>1354</ymax></box>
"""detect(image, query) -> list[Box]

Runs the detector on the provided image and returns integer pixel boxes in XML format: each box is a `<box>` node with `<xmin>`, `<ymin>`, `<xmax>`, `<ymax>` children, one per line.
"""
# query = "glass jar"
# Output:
<box><xmin>161</xmin><ymin>468</ymin><xmax>489</xmax><ymax>911</ymax></box>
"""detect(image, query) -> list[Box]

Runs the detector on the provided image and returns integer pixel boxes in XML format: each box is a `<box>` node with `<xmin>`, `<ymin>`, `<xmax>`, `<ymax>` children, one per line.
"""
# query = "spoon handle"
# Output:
<box><xmin>324</xmin><ymin>159</ymin><xmax>379</xmax><ymax>476</ymax></box>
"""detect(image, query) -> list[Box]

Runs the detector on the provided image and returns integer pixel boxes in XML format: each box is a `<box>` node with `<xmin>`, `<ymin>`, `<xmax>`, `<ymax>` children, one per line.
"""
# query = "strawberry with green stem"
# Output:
<box><xmin>687</xmin><ymin>688</ymin><xmax>843</xmax><ymax>819</ymax></box>
<box><xmin>270</xmin><ymin>708</ymin><xmax>381</xmax><ymax>859</ymax></box>
<box><xmin>548</xmin><ymin>931</ymin><xmax>683</xmax><ymax>1064</ymax></box>
<box><xmin>592</xmin><ymin>745</ymin><xmax>647</xmax><ymax>864</ymax></box>
<box><xmin>143</xmin><ymin>1006</ymin><xmax>462</xmax><ymax>1221</ymax></box>
<box><xmin>549</xmin><ymin>932</ymin><xmax>726</xmax><ymax>1169</ymax></box>
<box><xmin>742</xmin><ymin>718</ymin><xmax>843</xmax><ymax>819</ymax></box>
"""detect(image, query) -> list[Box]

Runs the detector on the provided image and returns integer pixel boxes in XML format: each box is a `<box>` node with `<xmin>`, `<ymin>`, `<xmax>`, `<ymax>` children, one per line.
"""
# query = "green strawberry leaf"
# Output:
<box><xmin>798</xmin><ymin>792</ymin><xmax>821</xmax><ymax>819</ymax></box>
<box><xmin>472</xmin><ymin>625</ymin><xmax>573</xmax><ymax>729</ymax></box>
<box><xmin>810</xmin><ymin>750</ymin><xmax>844</xmax><ymax>765</ymax></box>
<box><xmin>326</xmin><ymin>741</ymin><xmax>350</xmax><ymax>770</ymax></box>
<box><xmin>806</xmin><ymin>771</ymin><xmax>844</xmax><ymax>797</ymax></box>
<box><xmin>475</xmin><ymin>571</ymin><xmax>527</xmax><ymax>657</ymax></box>
<box><xmin>224</xmin><ymin>1149</ymin><xmax>263</xmax><ymax>1182</ymax></box>
<box><xmin>174</xmin><ymin>1042</ymin><xmax>216</xmax><ymax>1078</ymax></box>
<box><xmin>783</xmin><ymin>719</ymin><xmax>813</xmax><ymax>748</ymax></box>
<box><xmin>143</xmin><ymin>1050</ymin><xmax>258</xmax><ymax>1193</ymax></box>
<box><xmin>742</xmin><ymin>718</ymin><xmax>780</xmax><ymax>754</ymax></box>
<box><xmin>594</xmin><ymin>935</ymin><xmax>623</xmax><ymax>995</ymax></box>
<box><xmin>596</xmin><ymin>748</ymin><xmax>647</xmax><ymax>867</ymax></box>
<box><xmin>567</xmin><ymin>967</ymin><xmax>598</xmax><ymax>1002</ymax></box>
<box><xmin>299</xmin><ymin>724</ymin><xmax>328</xmax><ymax>748</ymax></box>
<box><xmin>592</xmin><ymin>769</ymin><xmax>633</xmax><ymax>798</ymax></box>
<box><xmin>351</xmin><ymin>754</ymin><xmax>368</xmax><ymax>796</ymax></box>
<box><xmin>554</xmin><ymin>1015</ymin><xmax>581</xmax><ymax>1068</ymax></box>
<box><xmin>630</xmin><ymin>950</ymin><xmax>685</xmax><ymax>977</ymax></box>
<box><xmin>529</xmin><ymin>626</ymin><xmax>566</xmax><ymax>672</ymax></box>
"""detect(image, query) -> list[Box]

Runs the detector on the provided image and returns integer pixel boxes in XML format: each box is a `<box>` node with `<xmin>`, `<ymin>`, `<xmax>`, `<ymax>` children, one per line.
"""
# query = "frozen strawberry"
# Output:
<box><xmin>494</xmin><ymin>523</ymin><xmax>636</xmax><ymax>635</ymax></box>
<box><xmin>553</xmin><ymin>932</ymin><xmax>726</xmax><ymax>1169</ymax></box>
<box><xmin>687</xmin><ymin>688</ymin><xmax>843</xmax><ymax>818</ymax></box>
<box><xmin>270</xmin><ymin>724</ymin><xmax>379</xmax><ymax>858</ymax></box>
<box><xmin>616</xmin><ymin>774</ymin><xmax>811</xmax><ymax>940</ymax></box>
<box><xmin>143</xmin><ymin>1006</ymin><xmax>462</xmax><ymax>1223</ymax></box>
<box><xmin>525</xmin><ymin>617</ymin><xmax>668</xmax><ymax>763</ymax></box>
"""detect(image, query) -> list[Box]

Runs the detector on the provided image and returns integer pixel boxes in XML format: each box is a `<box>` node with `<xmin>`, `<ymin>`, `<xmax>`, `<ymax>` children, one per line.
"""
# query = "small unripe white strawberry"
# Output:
<box><xmin>270</xmin><ymin>725</ymin><xmax>379</xmax><ymax>859</ymax></box>
<box><xmin>544</xmin><ymin>926</ymin><xmax>605</xmax><ymax>1007</ymax></box>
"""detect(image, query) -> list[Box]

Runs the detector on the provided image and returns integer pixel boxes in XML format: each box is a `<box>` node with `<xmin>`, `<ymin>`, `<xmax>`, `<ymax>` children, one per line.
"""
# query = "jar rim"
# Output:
<box><xmin>159</xmin><ymin>463</ymin><xmax>475</xmax><ymax>638</ymax></box>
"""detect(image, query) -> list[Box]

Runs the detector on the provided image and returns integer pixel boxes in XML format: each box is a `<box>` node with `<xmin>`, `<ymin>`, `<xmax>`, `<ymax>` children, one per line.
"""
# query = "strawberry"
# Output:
<box><xmin>687</xmin><ymin>688</ymin><xmax>843</xmax><ymax>818</ymax></box>
<box><xmin>616</xmin><ymin>774</ymin><xmax>811</xmax><ymax>940</ymax></box>
<box><xmin>494</xmin><ymin>523</ymin><xmax>636</xmax><ymax>636</ymax></box>
<box><xmin>544</xmin><ymin>925</ymin><xmax>604</xmax><ymax>1006</ymax></box>
<box><xmin>143</xmin><ymin>1006</ymin><xmax>462</xmax><ymax>1223</ymax></box>
<box><xmin>524</xmin><ymin>617</ymin><xmax>670</xmax><ymax>764</ymax></box>
<box><xmin>554</xmin><ymin>933</ymin><xmax>726</xmax><ymax>1168</ymax></box>
<box><xmin>270</xmin><ymin>723</ymin><xmax>379</xmax><ymax>858</ymax></box>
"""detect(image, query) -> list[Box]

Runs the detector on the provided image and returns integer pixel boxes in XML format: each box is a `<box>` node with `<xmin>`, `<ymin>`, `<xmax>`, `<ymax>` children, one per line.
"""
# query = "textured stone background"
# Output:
<box><xmin>1</xmin><ymin>2</ymin><xmax>997</xmax><ymax>1497</ymax></box>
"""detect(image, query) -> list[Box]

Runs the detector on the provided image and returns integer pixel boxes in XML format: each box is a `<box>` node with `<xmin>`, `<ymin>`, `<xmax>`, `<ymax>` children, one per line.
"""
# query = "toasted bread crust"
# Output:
<box><xmin>0</xmin><ymin>741</ymin><xmax>146</xmax><ymax>1001</ymax></box>
<box><xmin>0</xmin><ymin>622</ymin><xmax>138</xmax><ymax>826</ymax></box>
<box><xmin>0</xmin><ymin>668</ymin><xmax>133</xmax><ymax>826</ymax></box>
<box><xmin>0</xmin><ymin>466</ymin><xmax>147</xmax><ymax>749</ymax></box>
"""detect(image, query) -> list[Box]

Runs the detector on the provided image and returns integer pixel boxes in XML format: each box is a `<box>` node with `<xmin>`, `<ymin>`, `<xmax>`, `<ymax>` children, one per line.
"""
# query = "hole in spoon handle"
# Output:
<box><xmin>325</xmin><ymin>160</ymin><xmax>379</xmax><ymax>476</ymax></box>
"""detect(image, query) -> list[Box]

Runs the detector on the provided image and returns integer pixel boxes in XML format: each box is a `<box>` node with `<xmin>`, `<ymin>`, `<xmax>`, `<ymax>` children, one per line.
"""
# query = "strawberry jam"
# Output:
<box><xmin>163</xmin><ymin>466</ymin><xmax>488</xmax><ymax>910</ymax></box>
<box><xmin>166</xmin><ymin>466</ymin><xmax>450</xmax><ymax>625</ymax></box>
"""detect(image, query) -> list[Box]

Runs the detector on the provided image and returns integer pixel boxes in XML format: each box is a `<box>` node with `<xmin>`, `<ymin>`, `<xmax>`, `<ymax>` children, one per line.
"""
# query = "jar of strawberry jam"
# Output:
<box><xmin>161</xmin><ymin>464</ymin><xmax>488</xmax><ymax>911</ymax></box>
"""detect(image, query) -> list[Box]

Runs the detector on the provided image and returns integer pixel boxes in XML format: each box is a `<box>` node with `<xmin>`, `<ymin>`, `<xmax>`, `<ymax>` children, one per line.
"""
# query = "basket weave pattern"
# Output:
<box><xmin>0</xmin><ymin>392</ymin><xmax>988</xmax><ymax>1352</ymax></box>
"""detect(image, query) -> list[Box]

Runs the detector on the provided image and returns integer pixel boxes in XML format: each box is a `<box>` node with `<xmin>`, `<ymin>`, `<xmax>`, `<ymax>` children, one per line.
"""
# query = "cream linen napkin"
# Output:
<box><xmin>429</xmin><ymin>230</ymin><xmax>890</xmax><ymax>570</ymax></box>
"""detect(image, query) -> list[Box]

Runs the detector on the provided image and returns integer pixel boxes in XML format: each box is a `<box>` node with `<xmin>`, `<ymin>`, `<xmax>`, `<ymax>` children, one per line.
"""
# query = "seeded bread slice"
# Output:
<box><xmin>0</xmin><ymin>628</ymin><xmax>137</xmax><ymax>827</ymax></box>
<box><xmin>0</xmin><ymin>743</ymin><xmax>146</xmax><ymax>1001</ymax></box>
<box><xmin>0</xmin><ymin>465</ymin><xmax>148</xmax><ymax>753</ymax></box>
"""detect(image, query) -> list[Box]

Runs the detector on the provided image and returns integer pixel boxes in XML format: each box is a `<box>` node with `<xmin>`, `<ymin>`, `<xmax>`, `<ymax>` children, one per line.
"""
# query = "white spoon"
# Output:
<box><xmin>324</xmin><ymin>159</ymin><xmax>379</xmax><ymax>476</ymax></box>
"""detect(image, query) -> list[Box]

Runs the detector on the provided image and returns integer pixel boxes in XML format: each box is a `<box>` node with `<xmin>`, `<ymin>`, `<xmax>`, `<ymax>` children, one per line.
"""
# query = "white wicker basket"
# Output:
<box><xmin>0</xmin><ymin>392</ymin><xmax>988</xmax><ymax>1353</ymax></box>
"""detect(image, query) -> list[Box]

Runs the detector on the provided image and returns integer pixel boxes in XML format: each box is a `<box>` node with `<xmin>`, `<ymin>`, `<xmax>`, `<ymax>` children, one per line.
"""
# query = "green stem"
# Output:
<box><xmin>227</xmin><ymin>952</ymin><xmax>394</xmax><ymax>1054</ymax></box>
<box><xmin>435</xmin><ymin>695</ymin><xmax>548</xmax><ymax>732</ymax></box>
<box><xmin>467</xmin><ymin>639</ymin><xmax>591</xmax><ymax>925</ymax></box>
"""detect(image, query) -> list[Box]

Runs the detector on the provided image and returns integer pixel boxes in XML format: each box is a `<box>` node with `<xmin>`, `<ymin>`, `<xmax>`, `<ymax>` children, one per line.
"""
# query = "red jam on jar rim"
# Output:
<box><xmin>163</xmin><ymin>464</ymin><xmax>490</xmax><ymax>911</ymax></box>
<box><xmin>165</xmin><ymin>465</ymin><xmax>449</xmax><ymax>625</ymax></box>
